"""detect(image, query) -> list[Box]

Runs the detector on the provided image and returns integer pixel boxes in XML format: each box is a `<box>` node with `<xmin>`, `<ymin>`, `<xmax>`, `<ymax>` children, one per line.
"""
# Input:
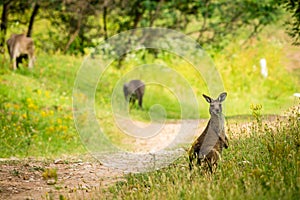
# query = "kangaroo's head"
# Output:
<box><xmin>203</xmin><ymin>92</ymin><xmax>227</xmax><ymax>116</ymax></box>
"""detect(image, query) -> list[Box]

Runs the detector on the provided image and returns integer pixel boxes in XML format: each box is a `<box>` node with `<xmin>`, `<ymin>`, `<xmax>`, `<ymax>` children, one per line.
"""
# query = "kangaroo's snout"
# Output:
<box><xmin>210</xmin><ymin>103</ymin><xmax>222</xmax><ymax>115</ymax></box>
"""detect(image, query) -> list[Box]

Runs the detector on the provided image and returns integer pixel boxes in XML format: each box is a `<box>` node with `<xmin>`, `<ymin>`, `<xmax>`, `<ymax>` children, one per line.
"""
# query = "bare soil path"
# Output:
<box><xmin>0</xmin><ymin>119</ymin><xmax>205</xmax><ymax>200</ymax></box>
<box><xmin>0</xmin><ymin>155</ymin><xmax>123</xmax><ymax>200</ymax></box>
<box><xmin>0</xmin><ymin>114</ymin><xmax>294</xmax><ymax>199</ymax></box>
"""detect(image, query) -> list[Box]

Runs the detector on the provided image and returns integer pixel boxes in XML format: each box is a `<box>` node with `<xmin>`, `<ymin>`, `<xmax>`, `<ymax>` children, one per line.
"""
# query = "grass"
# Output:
<box><xmin>0</xmin><ymin>53</ymin><xmax>84</xmax><ymax>157</ymax></box>
<box><xmin>0</xmin><ymin>22</ymin><xmax>299</xmax><ymax>199</ymax></box>
<box><xmin>0</xmin><ymin>24</ymin><xmax>299</xmax><ymax>158</ymax></box>
<box><xmin>214</xmin><ymin>39</ymin><xmax>299</xmax><ymax>116</ymax></box>
<box><xmin>92</xmin><ymin>104</ymin><xmax>300</xmax><ymax>200</ymax></box>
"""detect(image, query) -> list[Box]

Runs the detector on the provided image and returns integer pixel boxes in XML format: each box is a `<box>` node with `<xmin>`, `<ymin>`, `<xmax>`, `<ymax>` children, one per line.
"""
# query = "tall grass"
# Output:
<box><xmin>95</xmin><ymin>105</ymin><xmax>300</xmax><ymax>199</ymax></box>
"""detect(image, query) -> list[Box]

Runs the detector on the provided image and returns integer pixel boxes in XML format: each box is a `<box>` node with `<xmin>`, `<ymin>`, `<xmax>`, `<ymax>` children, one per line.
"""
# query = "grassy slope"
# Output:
<box><xmin>0</xmin><ymin>54</ymin><xmax>85</xmax><ymax>157</ymax></box>
<box><xmin>1</xmin><ymin>8</ymin><xmax>299</xmax><ymax>199</ymax></box>
<box><xmin>0</xmin><ymin>23</ymin><xmax>299</xmax><ymax>199</ymax></box>
<box><xmin>100</xmin><ymin>105</ymin><xmax>299</xmax><ymax>200</ymax></box>
<box><xmin>0</xmin><ymin>24</ymin><xmax>299</xmax><ymax>158</ymax></box>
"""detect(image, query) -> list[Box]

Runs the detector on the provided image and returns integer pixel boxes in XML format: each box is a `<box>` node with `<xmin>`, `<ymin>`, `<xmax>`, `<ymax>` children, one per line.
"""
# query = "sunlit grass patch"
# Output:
<box><xmin>0</xmin><ymin>54</ymin><xmax>84</xmax><ymax>158</ymax></box>
<box><xmin>0</xmin><ymin>27</ymin><xmax>299</xmax><ymax>159</ymax></box>
<box><xmin>99</xmin><ymin>104</ymin><xmax>299</xmax><ymax>199</ymax></box>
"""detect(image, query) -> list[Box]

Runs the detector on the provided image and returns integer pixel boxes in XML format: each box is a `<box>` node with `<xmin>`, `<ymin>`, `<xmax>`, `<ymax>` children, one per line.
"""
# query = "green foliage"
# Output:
<box><xmin>1</xmin><ymin>0</ymin><xmax>285</xmax><ymax>54</ymax></box>
<box><xmin>280</xmin><ymin>0</ymin><xmax>300</xmax><ymax>45</ymax></box>
<box><xmin>250</xmin><ymin>104</ymin><xmax>263</xmax><ymax>127</ymax></box>
<box><xmin>213</xmin><ymin>32</ymin><xmax>298</xmax><ymax>115</ymax></box>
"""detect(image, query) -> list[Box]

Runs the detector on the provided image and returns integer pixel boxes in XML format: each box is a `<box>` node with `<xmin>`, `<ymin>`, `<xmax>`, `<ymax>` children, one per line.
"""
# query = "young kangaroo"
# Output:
<box><xmin>188</xmin><ymin>92</ymin><xmax>229</xmax><ymax>172</ymax></box>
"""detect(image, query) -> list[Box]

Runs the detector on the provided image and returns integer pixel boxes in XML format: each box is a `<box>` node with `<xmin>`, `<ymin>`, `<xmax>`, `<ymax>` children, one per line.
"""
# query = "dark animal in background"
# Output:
<box><xmin>123</xmin><ymin>80</ymin><xmax>145</xmax><ymax>109</ymax></box>
<box><xmin>6</xmin><ymin>33</ymin><xmax>35</xmax><ymax>70</ymax></box>
<box><xmin>188</xmin><ymin>92</ymin><xmax>229</xmax><ymax>173</ymax></box>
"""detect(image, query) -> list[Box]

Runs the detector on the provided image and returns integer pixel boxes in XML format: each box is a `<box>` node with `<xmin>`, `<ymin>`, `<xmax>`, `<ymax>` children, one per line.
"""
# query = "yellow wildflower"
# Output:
<box><xmin>37</xmin><ymin>89</ymin><xmax>42</xmax><ymax>95</ymax></box>
<box><xmin>22</xmin><ymin>113</ymin><xmax>27</xmax><ymax>119</ymax></box>
<box><xmin>26</xmin><ymin>98</ymin><xmax>32</xmax><ymax>103</ymax></box>
<box><xmin>57</xmin><ymin>118</ymin><xmax>62</xmax><ymax>124</ymax></box>
<box><xmin>49</xmin><ymin>110</ymin><xmax>54</xmax><ymax>116</ymax></box>
<box><xmin>4</xmin><ymin>103</ymin><xmax>11</xmax><ymax>109</ymax></box>
<box><xmin>41</xmin><ymin>111</ymin><xmax>47</xmax><ymax>117</ymax></box>
<box><xmin>59</xmin><ymin>125</ymin><xmax>68</xmax><ymax>131</ymax></box>
<box><xmin>28</xmin><ymin>103</ymin><xmax>37</xmax><ymax>110</ymax></box>
<box><xmin>47</xmin><ymin>127</ymin><xmax>55</xmax><ymax>132</ymax></box>
<box><xmin>13</xmin><ymin>104</ymin><xmax>20</xmax><ymax>110</ymax></box>
<box><xmin>45</xmin><ymin>91</ymin><xmax>50</xmax><ymax>98</ymax></box>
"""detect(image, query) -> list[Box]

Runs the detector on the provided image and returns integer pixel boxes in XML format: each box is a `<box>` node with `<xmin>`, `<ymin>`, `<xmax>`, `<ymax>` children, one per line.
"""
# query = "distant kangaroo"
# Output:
<box><xmin>6</xmin><ymin>33</ymin><xmax>35</xmax><ymax>70</ymax></box>
<box><xmin>188</xmin><ymin>92</ymin><xmax>229</xmax><ymax>172</ymax></box>
<box><xmin>123</xmin><ymin>80</ymin><xmax>145</xmax><ymax>109</ymax></box>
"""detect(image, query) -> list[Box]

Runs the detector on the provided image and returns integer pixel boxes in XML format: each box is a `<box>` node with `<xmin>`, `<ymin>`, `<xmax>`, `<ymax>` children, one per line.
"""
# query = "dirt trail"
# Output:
<box><xmin>0</xmin><ymin>114</ymin><xmax>294</xmax><ymax>199</ymax></box>
<box><xmin>0</xmin><ymin>156</ymin><xmax>123</xmax><ymax>200</ymax></box>
<box><xmin>0</xmin><ymin>119</ymin><xmax>206</xmax><ymax>200</ymax></box>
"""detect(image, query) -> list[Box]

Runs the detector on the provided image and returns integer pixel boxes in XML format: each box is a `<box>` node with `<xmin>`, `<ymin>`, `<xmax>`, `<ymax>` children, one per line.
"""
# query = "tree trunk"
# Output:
<box><xmin>103</xmin><ymin>6</ymin><xmax>108</xmax><ymax>40</ymax></box>
<box><xmin>0</xmin><ymin>1</ymin><xmax>12</xmax><ymax>50</ymax></box>
<box><xmin>27</xmin><ymin>2</ymin><xmax>40</xmax><ymax>37</ymax></box>
<box><xmin>64</xmin><ymin>16</ymin><xmax>82</xmax><ymax>53</ymax></box>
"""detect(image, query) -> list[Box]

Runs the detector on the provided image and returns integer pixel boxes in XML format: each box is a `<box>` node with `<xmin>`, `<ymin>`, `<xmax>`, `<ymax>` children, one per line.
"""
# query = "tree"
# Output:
<box><xmin>280</xmin><ymin>0</ymin><xmax>300</xmax><ymax>45</ymax></box>
<box><xmin>106</xmin><ymin>0</ymin><xmax>282</xmax><ymax>50</ymax></box>
<box><xmin>1</xmin><ymin>0</ymin><xmax>284</xmax><ymax>55</ymax></box>
<box><xmin>27</xmin><ymin>1</ymin><xmax>39</xmax><ymax>37</ymax></box>
<box><xmin>42</xmin><ymin>0</ymin><xmax>104</xmax><ymax>54</ymax></box>
<box><xmin>0</xmin><ymin>0</ymin><xmax>40</xmax><ymax>45</ymax></box>
<box><xmin>0</xmin><ymin>0</ymin><xmax>14</xmax><ymax>51</ymax></box>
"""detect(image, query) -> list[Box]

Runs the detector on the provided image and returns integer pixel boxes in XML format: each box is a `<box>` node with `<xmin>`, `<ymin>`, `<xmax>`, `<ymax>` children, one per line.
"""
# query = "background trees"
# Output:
<box><xmin>0</xmin><ymin>0</ymin><xmax>298</xmax><ymax>55</ymax></box>
<box><xmin>280</xmin><ymin>0</ymin><xmax>300</xmax><ymax>45</ymax></box>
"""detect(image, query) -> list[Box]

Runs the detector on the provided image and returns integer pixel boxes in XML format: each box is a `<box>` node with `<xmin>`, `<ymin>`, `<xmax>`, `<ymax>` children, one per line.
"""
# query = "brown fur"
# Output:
<box><xmin>6</xmin><ymin>34</ymin><xmax>35</xmax><ymax>70</ymax></box>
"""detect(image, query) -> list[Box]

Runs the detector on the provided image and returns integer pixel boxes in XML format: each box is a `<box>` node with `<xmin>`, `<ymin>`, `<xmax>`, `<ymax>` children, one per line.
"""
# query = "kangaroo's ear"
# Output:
<box><xmin>203</xmin><ymin>94</ymin><xmax>212</xmax><ymax>103</ymax></box>
<box><xmin>218</xmin><ymin>92</ymin><xmax>227</xmax><ymax>102</ymax></box>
